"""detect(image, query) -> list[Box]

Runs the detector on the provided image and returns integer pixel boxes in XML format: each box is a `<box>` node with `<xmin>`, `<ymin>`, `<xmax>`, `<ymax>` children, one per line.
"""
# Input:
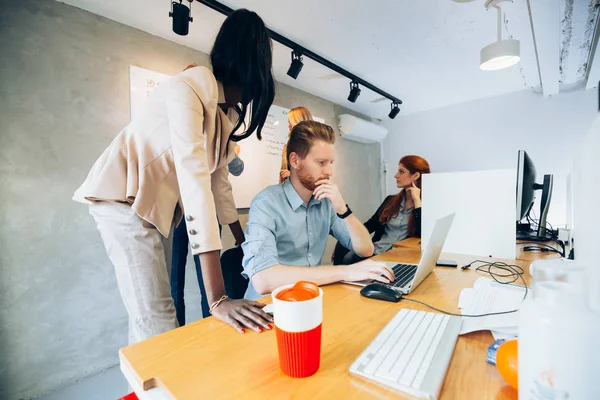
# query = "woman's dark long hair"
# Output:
<box><xmin>210</xmin><ymin>9</ymin><xmax>275</xmax><ymax>141</ymax></box>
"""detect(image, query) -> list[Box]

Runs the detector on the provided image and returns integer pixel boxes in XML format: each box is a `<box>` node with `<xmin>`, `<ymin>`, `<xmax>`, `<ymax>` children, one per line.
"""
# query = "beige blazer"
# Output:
<box><xmin>73</xmin><ymin>66</ymin><xmax>239</xmax><ymax>255</ymax></box>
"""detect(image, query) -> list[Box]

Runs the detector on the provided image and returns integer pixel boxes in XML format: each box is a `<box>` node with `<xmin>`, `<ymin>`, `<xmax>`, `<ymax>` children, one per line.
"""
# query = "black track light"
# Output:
<box><xmin>389</xmin><ymin>102</ymin><xmax>400</xmax><ymax>119</ymax></box>
<box><xmin>170</xmin><ymin>0</ymin><xmax>193</xmax><ymax>36</ymax></box>
<box><xmin>287</xmin><ymin>50</ymin><xmax>304</xmax><ymax>79</ymax></box>
<box><xmin>348</xmin><ymin>81</ymin><xmax>361</xmax><ymax>103</ymax></box>
<box><xmin>176</xmin><ymin>1</ymin><xmax>404</xmax><ymax>114</ymax></box>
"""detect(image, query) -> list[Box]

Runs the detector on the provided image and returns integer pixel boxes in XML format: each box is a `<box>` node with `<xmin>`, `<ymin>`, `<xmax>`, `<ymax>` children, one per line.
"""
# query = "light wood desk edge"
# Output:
<box><xmin>120</xmin><ymin>238</ymin><xmax>549</xmax><ymax>399</ymax></box>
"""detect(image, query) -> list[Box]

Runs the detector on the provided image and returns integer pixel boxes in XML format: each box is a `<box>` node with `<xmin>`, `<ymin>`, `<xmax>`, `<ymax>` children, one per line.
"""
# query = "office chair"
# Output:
<box><xmin>220</xmin><ymin>247</ymin><xmax>248</xmax><ymax>299</ymax></box>
<box><xmin>332</xmin><ymin>241</ymin><xmax>352</xmax><ymax>265</ymax></box>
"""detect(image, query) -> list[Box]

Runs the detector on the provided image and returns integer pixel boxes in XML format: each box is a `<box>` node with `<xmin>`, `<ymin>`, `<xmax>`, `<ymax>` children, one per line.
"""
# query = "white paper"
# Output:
<box><xmin>458</xmin><ymin>288</ymin><xmax>475</xmax><ymax>309</ymax></box>
<box><xmin>459</xmin><ymin>277</ymin><xmax>526</xmax><ymax>335</ymax></box>
<box><xmin>491</xmin><ymin>330</ymin><xmax>518</xmax><ymax>341</ymax></box>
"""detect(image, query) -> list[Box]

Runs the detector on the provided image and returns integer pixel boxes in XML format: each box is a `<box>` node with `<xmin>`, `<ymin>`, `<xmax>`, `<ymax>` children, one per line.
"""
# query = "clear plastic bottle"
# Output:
<box><xmin>518</xmin><ymin>259</ymin><xmax>600</xmax><ymax>399</ymax></box>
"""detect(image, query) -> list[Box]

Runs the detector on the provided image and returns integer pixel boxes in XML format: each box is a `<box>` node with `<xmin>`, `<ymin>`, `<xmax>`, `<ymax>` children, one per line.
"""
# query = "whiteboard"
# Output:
<box><xmin>229</xmin><ymin>106</ymin><xmax>325</xmax><ymax>208</ymax></box>
<box><xmin>127</xmin><ymin>66</ymin><xmax>324</xmax><ymax>209</ymax></box>
<box><xmin>129</xmin><ymin>66</ymin><xmax>170</xmax><ymax>119</ymax></box>
<box><xmin>421</xmin><ymin>169</ymin><xmax>517</xmax><ymax>259</ymax></box>
<box><xmin>229</xmin><ymin>105</ymin><xmax>288</xmax><ymax>208</ymax></box>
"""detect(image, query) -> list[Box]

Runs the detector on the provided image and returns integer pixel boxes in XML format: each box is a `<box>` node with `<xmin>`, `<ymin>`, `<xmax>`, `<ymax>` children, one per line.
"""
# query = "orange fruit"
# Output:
<box><xmin>496</xmin><ymin>340</ymin><xmax>518</xmax><ymax>389</ymax></box>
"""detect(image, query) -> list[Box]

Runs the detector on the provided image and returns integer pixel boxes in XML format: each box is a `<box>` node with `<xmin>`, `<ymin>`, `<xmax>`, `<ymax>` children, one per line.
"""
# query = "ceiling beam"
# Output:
<box><xmin>528</xmin><ymin>0</ymin><xmax>560</xmax><ymax>96</ymax></box>
<box><xmin>560</xmin><ymin>0</ymin><xmax>597</xmax><ymax>85</ymax></box>
<box><xmin>585</xmin><ymin>3</ymin><xmax>600</xmax><ymax>90</ymax></box>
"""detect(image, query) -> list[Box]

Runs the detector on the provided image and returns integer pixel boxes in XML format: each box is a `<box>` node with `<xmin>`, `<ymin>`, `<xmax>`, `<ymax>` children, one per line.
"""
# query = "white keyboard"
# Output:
<box><xmin>349</xmin><ymin>309</ymin><xmax>462</xmax><ymax>400</ymax></box>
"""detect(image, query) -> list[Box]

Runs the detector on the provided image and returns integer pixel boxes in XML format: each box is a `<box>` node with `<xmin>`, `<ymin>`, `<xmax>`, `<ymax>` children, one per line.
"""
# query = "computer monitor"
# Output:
<box><xmin>516</xmin><ymin>150</ymin><xmax>554</xmax><ymax>241</ymax></box>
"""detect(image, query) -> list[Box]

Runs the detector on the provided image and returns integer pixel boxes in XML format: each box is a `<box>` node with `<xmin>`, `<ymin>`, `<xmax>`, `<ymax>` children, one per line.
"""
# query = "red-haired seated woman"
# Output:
<box><xmin>333</xmin><ymin>155</ymin><xmax>431</xmax><ymax>265</ymax></box>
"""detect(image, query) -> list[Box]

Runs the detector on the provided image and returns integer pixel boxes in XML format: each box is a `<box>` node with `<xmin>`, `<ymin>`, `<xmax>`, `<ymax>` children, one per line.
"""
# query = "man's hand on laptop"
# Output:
<box><xmin>343</xmin><ymin>260</ymin><xmax>395</xmax><ymax>284</ymax></box>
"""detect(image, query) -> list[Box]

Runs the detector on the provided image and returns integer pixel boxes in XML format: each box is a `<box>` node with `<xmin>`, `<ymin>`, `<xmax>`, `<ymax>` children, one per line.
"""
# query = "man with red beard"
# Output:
<box><xmin>241</xmin><ymin>121</ymin><xmax>394</xmax><ymax>300</ymax></box>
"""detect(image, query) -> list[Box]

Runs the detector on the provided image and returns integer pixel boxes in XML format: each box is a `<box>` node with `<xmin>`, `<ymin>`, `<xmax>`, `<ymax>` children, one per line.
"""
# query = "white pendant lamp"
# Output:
<box><xmin>480</xmin><ymin>0</ymin><xmax>520</xmax><ymax>71</ymax></box>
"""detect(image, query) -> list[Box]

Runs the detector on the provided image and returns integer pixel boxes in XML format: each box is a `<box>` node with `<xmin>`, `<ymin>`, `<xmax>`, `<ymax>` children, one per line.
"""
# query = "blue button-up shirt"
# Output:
<box><xmin>242</xmin><ymin>179</ymin><xmax>353</xmax><ymax>299</ymax></box>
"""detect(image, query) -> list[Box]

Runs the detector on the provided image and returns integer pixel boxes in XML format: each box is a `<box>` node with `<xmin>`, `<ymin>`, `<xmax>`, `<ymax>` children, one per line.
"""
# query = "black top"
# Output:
<box><xmin>364</xmin><ymin>195</ymin><xmax>422</xmax><ymax>243</ymax></box>
<box><xmin>332</xmin><ymin>195</ymin><xmax>422</xmax><ymax>265</ymax></box>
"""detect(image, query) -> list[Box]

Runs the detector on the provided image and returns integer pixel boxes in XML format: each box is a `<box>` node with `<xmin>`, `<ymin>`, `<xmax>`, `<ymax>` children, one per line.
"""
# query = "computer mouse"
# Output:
<box><xmin>360</xmin><ymin>283</ymin><xmax>403</xmax><ymax>303</ymax></box>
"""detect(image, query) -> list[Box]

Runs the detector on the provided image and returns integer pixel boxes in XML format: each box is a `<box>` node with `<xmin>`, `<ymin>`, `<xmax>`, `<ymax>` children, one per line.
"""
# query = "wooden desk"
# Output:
<box><xmin>393</xmin><ymin>237</ymin><xmax>562</xmax><ymax>262</ymax></box>
<box><xmin>121</xmin><ymin>241</ymin><xmax>534</xmax><ymax>400</ymax></box>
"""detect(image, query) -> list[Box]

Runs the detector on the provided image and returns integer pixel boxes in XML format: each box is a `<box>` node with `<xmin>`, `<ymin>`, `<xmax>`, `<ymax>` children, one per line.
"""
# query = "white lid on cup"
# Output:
<box><xmin>272</xmin><ymin>283</ymin><xmax>323</xmax><ymax>333</ymax></box>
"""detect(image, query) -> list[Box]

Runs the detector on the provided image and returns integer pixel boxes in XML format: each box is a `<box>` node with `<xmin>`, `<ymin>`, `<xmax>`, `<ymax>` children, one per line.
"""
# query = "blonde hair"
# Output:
<box><xmin>280</xmin><ymin>107</ymin><xmax>314</xmax><ymax>182</ymax></box>
<box><xmin>288</xmin><ymin>107</ymin><xmax>313</xmax><ymax>129</ymax></box>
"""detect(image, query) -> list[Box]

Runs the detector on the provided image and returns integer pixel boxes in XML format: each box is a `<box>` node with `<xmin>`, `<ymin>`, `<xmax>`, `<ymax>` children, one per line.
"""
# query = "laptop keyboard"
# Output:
<box><xmin>390</xmin><ymin>263</ymin><xmax>418</xmax><ymax>288</ymax></box>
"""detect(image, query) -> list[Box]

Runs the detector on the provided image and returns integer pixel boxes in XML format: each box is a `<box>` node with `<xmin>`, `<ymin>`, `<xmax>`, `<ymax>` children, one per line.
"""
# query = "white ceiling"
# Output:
<box><xmin>57</xmin><ymin>0</ymin><xmax>598</xmax><ymax>119</ymax></box>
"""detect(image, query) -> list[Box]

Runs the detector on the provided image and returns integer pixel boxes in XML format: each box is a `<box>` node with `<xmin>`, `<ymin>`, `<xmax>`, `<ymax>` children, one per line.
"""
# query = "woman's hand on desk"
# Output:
<box><xmin>211</xmin><ymin>299</ymin><xmax>273</xmax><ymax>334</ymax></box>
<box><xmin>343</xmin><ymin>261</ymin><xmax>395</xmax><ymax>284</ymax></box>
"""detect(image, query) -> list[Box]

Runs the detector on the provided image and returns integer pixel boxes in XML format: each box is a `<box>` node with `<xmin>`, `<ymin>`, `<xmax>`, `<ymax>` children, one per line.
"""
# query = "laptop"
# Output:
<box><xmin>345</xmin><ymin>213</ymin><xmax>455</xmax><ymax>294</ymax></box>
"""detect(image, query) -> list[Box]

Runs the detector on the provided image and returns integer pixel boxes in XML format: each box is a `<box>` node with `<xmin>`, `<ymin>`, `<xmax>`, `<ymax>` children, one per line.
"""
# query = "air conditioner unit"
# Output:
<box><xmin>338</xmin><ymin>114</ymin><xmax>388</xmax><ymax>144</ymax></box>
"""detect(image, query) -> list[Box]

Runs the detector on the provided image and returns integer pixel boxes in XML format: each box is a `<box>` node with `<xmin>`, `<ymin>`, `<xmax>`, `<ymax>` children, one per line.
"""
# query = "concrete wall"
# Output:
<box><xmin>0</xmin><ymin>1</ymin><xmax>381</xmax><ymax>398</ymax></box>
<box><xmin>381</xmin><ymin>89</ymin><xmax>598</xmax><ymax>228</ymax></box>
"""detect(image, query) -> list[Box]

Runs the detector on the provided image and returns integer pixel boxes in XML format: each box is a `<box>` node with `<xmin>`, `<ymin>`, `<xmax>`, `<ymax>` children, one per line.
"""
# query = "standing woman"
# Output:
<box><xmin>279</xmin><ymin>106</ymin><xmax>313</xmax><ymax>183</ymax></box>
<box><xmin>168</xmin><ymin>64</ymin><xmax>247</xmax><ymax>327</ymax></box>
<box><xmin>170</xmin><ymin>141</ymin><xmax>245</xmax><ymax>327</ymax></box>
<box><xmin>73</xmin><ymin>9</ymin><xmax>275</xmax><ymax>342</ymax></box>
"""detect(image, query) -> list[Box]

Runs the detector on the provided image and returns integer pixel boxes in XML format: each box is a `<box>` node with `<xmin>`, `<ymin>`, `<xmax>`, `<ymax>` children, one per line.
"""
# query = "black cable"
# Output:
<box><xmin>557</xmin><ymin>239</ymin><xmax>566</xmax><ymax>256</ymax></box>
<box><xmin>532</xmin><ymin>217</ymin><xmax>555</xmax><ymax>235</ymax></box>
<box><xmin>518</xmin><ymin>241</ymin><xmax>565</xmax><ymax>257</ymax></box>
<box><xmin>526</xmin><ymin>213</ymin><xmax>536</xmax><ymax>228</ymax></box>
<box><xmin>402</xmin><ymin>297</ymin><xmax>523</xmax><ymax>318</ymax></box>
<box><xmin>517</xmin><ymin>241</ymin><xmax>560</xmax><ymax>250</ymax></box>
<box><xmin>524</xmin><ymin>247</ymin><xmax>562</xmax><ymax>254</ymax></box>
<box><xmin>522</xmin><ymin>246</ymin><xmax>563</xmax><ymax>255</ymax></box>
<box><xmin>528</xmin><ymin>209</ymin><xmax>558</xmax><ymax>239</ymax></box>
<box><xmin>522</xmin><ymin>210</ymin><xmax>567</xmax><ymax>256</ymax></box>
<box><xmin>529</xmin><ymin>209</ymin><xmax>539</xmax><ymax>229</ymax></box>
<box><xmin>531</xmin><ymin>218</ymin><xmax>559</xmax><ymax>240</ymax></box>
<box><xmin>521</xmin><ymin>206</ymin><xmax>566</xmax><ymax>256</ymax></box>
<box><xmin>402</xmin><ymin>261</ymin><xmax>528</xmax><ymax>318</ymax></box>
<box><xmin>521</xmin><ymin>214</ymin><xmax>562</xmax><ymax>248</ymax></box>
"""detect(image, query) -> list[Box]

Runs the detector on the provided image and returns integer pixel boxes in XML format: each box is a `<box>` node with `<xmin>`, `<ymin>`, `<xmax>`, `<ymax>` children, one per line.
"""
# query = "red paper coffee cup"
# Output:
<box><xmin>272</xmin><ymin>282</ymin><xmax>323</xmax><ymax>378</ymax></box>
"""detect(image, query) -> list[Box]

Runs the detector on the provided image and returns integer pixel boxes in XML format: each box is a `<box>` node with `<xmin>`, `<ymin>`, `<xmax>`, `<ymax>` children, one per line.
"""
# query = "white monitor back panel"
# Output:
<box><xmin>421</xmin><ymin>169</ymin><xmax>517</xmax><ymax>260</ymax></box>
